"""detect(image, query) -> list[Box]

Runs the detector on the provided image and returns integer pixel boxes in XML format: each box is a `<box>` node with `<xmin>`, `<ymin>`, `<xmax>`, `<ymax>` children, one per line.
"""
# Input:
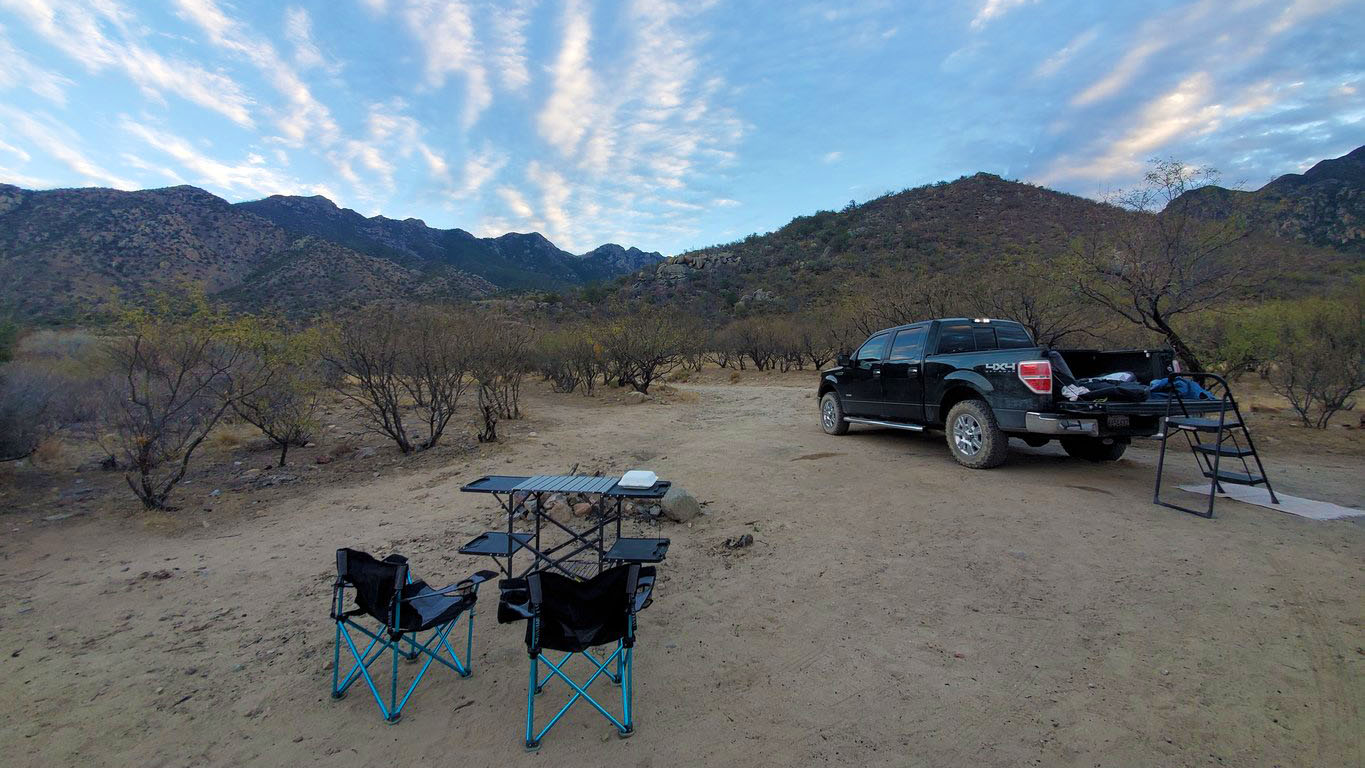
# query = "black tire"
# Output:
<box><xmin>945</xmin><ymin>399</ymin><xmax>1008</xmax><ymax>468</ymax></box>
<box><xmin>819</xmin><ymin>391</ymin><xmax>849</xmax><ymax>435</ymax></box>
<box><xmin>1061</xmin><ymin>437</ymin><xmax>1128</xmax><ymax>462</ymax></box>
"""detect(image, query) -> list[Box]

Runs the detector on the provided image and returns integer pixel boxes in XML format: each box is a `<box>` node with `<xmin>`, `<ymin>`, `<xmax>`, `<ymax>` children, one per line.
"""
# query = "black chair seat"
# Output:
<box><xmin>400</xmin><ymin>582</ymin><xmax>475</xmax><ymax>632</ymax></box>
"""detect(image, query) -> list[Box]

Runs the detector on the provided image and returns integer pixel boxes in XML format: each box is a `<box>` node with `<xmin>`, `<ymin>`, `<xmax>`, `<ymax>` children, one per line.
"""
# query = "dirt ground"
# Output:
<box><xmin>1</xmin><ymin>372</ymin><xmax>1362</xmax><ymax>767</ymax></box>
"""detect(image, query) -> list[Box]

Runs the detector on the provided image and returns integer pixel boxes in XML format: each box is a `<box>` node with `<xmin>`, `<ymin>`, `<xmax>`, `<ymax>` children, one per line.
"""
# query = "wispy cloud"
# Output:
<box><xmin>489</xmin><ymin>0</ymin><xmax>535</xmax><ymax>91</ymax></box>
<box><xmin>397</xmin><ymin>0</ymin><xmax>492</xmax><ymax>128</ymax></box>
<box><xmin>822</xmin><ymin>151</ymin><xmax>842</xmax><ymax>164</ymax></box>
<box><xmin>174</xmin><ymin>0</ymin><xmax>338</xmax><ymax>144</ymax></box>
<box><xmin>330</xmin><ymin>100</ymin><xmax>455</xmax><ymax>196</ymax></box>
<box><xmin>970</xmin><ymin>0</ymin><xmax>1036</xmax><ymax>30</ymax></box>
<box><xmin>512</xmin><ymin>0</ymin><xmax>742</xmax><ymax>249</ymax></box>
<box><xmin>1</xmin><ymin>0</ymin><xmax>254</xmax><ymax>126</ymax></box>
<box><xmin>0</xmin><ymin>24</ymin><xmax>73</xmax><ymax>103</ymax></box>
<box><xmin>1043</xmin><ymin>74</ymin><xmax>1278</xmax><ymax>184</ymax></box>
<box><xmin>1034</xmin><ymin>25</ymin><xmax>1099</xmax><ymax>79</ymax></box>
<box><xmin>284</xmin><ymin>6</ymin><xmax>337</xmax><ymax>73</ymax></box>
<box><xmin>121</xmin><ymin>117</ymin><xmax>333</xmax><ymax>198</ymax></box>
<box><xmin>1</xmin><ymin>107</ymin><xmax>135</xmax><ymax>188</ymax></box>
<box><xmin>458</xmin><ymin>144</ymin><xmax>507</xmax><ymax>197</ymax></box>
<box><xmin>538</xmin><ymin>0</ymin><xmax>597</xmax><ymax>160</ymax></box>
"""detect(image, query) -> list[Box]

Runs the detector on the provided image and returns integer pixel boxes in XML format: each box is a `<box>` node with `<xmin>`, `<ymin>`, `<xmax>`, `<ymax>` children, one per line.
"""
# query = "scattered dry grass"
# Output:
<box><xmin>30</xmin><ymin>436</ymin><xmax>65</xmax><ymax>468</ymax></box>
<box><xmin>210</xmin><ymin>423</ymin><xmax>257</xmax><ymax>451</ymax></box>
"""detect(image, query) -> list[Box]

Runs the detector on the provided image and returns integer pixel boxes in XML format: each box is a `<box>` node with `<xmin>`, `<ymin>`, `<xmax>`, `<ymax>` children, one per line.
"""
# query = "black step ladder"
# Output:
<box><xmin>1153</xmin><ymin>372</ymin><xmax>1278</xmax><ymax>519</ymax></box>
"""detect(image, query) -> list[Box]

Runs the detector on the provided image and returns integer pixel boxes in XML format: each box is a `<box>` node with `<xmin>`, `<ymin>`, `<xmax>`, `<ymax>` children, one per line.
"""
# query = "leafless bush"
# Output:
<box><xmin>232</xmin><ymin>332</ymin><xmax>328</xmax><ymax>466</ymax></box>
<box><xmin>706</xmin><ymin>324</ymin><xmax>745</xmax><ymax>369</ymax></box>
<box><xmin>731</xmin><ymin>316</ymin><xmax>787</xmax><ymax>371</ymax></box>
<box><xmin>1268</xmin><ymin>294</ymin><xmax>1364</xmax><ymax>428</ymax></box>
<box><xmin>472</xmin><ymin>315</ymin><xmax>535</xmax><ymax>419</ymax></box>
<box><xmin>845</xmin><ymin>268</ymin><xmax>963</xmax><ymax>338</ymax></box>
<box><xmin>1072</xmin><ymin>158</ymin><xmax>1272</xmax><ymax>371</ymax></box>
<box><xmin>324</xmin><ymin>305</ymin><xmax>473</xmax><ymax>453</ymax></box>
<box><xmin>0</xmin><ymin>330</ymin><xmax>108</xmax><ymax>462</ymax></box>
<box><xmin>470</xmin><ymin>315</ymin><xmax>537</xmax><ymax>442</ymax></box>
<box><xmin>100</xmin><ymin>300</ymin><xmax>270</xmax><ymax>509</ymax></box>
<box><xmin>0</xmin><ymin>363</ymin><xmax>61</xmax><ymax>462</ymax></box>
<box><xmin>537</xmin><ymin>325</ymin><xmax>601</xmax><ymax>395</ymax></box>
<box><xmin>600</xmin><ymin>311</ymin><xmax>688</xmax><ymax>393</ymax></box>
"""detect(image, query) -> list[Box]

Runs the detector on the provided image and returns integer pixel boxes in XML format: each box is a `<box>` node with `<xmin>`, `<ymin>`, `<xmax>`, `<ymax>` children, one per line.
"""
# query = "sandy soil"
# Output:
<box><xmin>1</xmin><ymin>375</ymin><xmax>1362</xmax><ymax>767</ymax></box>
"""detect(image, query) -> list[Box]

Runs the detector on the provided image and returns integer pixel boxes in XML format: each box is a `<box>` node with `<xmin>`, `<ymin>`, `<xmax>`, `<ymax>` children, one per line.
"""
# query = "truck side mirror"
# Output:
<box><xmin>837</xmin><ymin>353</ymin><xmax>851</xmax><ymax>368</ymax></box>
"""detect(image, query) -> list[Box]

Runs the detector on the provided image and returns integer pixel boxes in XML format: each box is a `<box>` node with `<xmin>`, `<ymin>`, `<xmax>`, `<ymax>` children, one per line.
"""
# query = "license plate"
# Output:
<box><xmin>1108</xmin><ymin>415</ymin><xmax>1130</xmax><ymax>428</ymax></box>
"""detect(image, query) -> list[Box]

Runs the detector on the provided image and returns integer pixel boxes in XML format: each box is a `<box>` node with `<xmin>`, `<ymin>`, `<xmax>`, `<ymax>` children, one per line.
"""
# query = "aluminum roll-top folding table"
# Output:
<box><xmin>458</xmin><ymin>474</ymin><xmax>671</xmax><ymax>580</ymax></box>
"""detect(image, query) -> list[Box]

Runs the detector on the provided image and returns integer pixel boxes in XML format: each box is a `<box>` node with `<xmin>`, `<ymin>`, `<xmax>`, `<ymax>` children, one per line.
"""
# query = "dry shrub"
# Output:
<box><xmin>729</xmin><ymin>370</ymin><xmax>742</xmax><ymax>384</ymax></box>
<box><xmin>31</xmin><ymin>436</ymin><xmax>65</xmax><ymax>467</ymax></box>
<box><xmin>212</xmin><ymin>423</ymin><xmax>256</xmax><ymax>450</ymax></box>
<box><xmin>330</xmin><ymin>437</ymin><xmax>360</xmax><ymax>458</ymax></box>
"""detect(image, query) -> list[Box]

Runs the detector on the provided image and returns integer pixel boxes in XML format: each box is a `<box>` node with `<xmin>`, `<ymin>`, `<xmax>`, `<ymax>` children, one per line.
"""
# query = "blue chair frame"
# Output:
<box><xmin>330</xmin><ymin>549</ymin><xmax>495</xmax><ymax>723</ymax></box>
<box><xmin>503</xmin><ymin>564</ymin><xmax>655</xmax><ymax>751</ymax></box>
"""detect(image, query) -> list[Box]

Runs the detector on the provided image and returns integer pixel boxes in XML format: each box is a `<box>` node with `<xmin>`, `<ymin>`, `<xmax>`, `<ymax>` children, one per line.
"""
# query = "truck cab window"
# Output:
<box><xmin>935</xmin><ymin>323</ymin><xmax>974</xmax><ymax>354</ymax></box>
<box><xmin>854</xmin><ymin>333</ymin><xmax>890</xmax><ymax>368</ymax></box>
<box><xmin>995</xmin><ymin>324</ymin><xmax>1035</xmax><ymax>349</ymax></box>
<box><xmin>972</xmin><ymin>326</ymin><xmax>997</xmax><ymax>352</ymax></box>
<box><xmin>888</xmin><ymin>326</ymin><xmax>926</xmax><ymax>361</ymax></box>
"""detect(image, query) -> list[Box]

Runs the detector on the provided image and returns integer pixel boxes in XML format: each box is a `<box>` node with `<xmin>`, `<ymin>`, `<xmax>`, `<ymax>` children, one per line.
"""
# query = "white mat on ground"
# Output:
<box><xmin>1178</xmin><ymin>484</ymin><xmax>1364</xmax><ymax>521</ymax></box>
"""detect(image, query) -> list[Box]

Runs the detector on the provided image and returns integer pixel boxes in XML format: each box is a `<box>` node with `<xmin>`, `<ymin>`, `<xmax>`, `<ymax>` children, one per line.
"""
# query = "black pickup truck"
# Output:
<box><xmin>818</xmin><ymin>317</ymin><xmax>1215</xmax><ymax>468</ymax></box>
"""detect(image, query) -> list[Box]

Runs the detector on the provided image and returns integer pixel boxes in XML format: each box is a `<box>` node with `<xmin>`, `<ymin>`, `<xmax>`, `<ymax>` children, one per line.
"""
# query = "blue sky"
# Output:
<box><xmin>0</xmin><ymin>1</ymin><xmax>1361</xmax><ymax>255</ymax></box>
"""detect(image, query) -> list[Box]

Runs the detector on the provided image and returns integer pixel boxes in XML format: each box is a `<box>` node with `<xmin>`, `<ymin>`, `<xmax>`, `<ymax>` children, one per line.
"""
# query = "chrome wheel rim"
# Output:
<box><xmin>953</xmin><ymin>413</ymin><xmax>982</xmax><ymax>456</ymax></box>
<box><xmin>821</xmin><ymin>398</ymin><xmax>837</xmax><ymax>430</ymax></box>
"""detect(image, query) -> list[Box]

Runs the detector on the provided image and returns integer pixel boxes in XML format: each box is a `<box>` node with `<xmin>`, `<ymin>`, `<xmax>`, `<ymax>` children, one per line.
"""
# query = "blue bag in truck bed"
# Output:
<box><xmin>1148</xmin><ymin>377</ymin><xmax>1216</xmax><ymax>401</ymax></box>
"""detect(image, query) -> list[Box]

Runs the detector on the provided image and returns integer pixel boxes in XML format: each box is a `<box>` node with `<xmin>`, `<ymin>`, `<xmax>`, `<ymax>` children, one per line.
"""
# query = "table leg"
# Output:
<box><xmin>535</xmin><ymin>492</ymin><xmax>545</xmax><ymax>573</ymax></box>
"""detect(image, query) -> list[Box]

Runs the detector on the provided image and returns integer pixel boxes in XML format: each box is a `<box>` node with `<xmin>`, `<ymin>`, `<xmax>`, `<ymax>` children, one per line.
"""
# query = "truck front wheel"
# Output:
<box><xmin>1061</xmin><ymin>437</ymin><xmax>1128</xmax><ymax>462</ymax></box>
<box><xmin>945</xmin><ymin>399</ymin><xmax>1008</xmax><ymax>469</ymax></box>
<box><xmin>820</xmin><ymin>392</ymin><xmax>848</xmax><ymax>435</ymax></box>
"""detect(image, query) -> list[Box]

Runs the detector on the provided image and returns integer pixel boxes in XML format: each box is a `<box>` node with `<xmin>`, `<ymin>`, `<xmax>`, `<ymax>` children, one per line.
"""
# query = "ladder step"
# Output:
<box><xmin>1202</xmin><ymin>469</ymin><xmax>1265</xmax><ymax>486</ymax></box>
<box><xmin>1168</xmin><ymin>417</ymin><xmax>1241</xmax><ymax>432</ymax></box>
<box><xmin>1192</xmin><ymin>444</ymin><xmax>1256</xmax><ymax>458</ymax></box>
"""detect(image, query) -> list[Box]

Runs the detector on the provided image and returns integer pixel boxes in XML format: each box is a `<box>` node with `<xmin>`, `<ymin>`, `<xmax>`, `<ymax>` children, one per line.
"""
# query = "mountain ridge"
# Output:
<box><xmin>0</xmin><ymin>183</ymin><xmax>661</xmax><ymax>321</ymax></box>
<box><xmin>626</xmin><ymin>150</ymin><xmax>1361</xmax><ymax>314</ymax></box>
<box><xmin>1175</xmin><ymin>144</ymin><xmax>1364</xmax><ymax>251</ymax></box>
<box><xmin>235</xmin><ymin>194</ymin><xmax>662</xmax><ymax>290</ymax></box>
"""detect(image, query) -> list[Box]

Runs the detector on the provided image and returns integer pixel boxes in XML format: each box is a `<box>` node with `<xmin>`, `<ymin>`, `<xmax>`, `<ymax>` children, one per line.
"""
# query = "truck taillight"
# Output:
<box><xmin>1018</xmin><ymin>360</ymin><xmax>1052</xmax><ymax>394</ymax></box>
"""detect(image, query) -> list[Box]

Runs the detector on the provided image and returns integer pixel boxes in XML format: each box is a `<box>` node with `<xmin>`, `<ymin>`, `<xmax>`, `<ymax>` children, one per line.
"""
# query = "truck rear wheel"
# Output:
<box><xmin>819</xmin><ymin>392</ymin><xmax>848</xmax><ymax>435</ymax></box>
<box><xmin>1061</xmin><ymin>437</ymin><xmax>1128</xmax><ymax>462</ymax></box>
<box><xmin>945</xmin><ymin>399</ymin><xmax>1008</xmax><ymax>469</ymax></box>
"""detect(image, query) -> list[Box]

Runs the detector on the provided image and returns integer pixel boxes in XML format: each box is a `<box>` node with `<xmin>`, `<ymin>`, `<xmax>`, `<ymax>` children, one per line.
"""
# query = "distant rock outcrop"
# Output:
<box><xmin>1176</xmin><ymin>145</ymin><xmax>1364</xmax><ymax>252</ymax></box>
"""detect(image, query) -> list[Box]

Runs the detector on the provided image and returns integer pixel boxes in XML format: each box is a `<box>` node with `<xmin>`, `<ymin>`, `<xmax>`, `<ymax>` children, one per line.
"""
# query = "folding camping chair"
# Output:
<box><xmin>330</xmin><ymin>548</ymin><xmax>496</xmax><ymax>723</ymax></box>
<box><xmin>499</xmin><ymin>564</ymin><xmax>657</xmax><ymax>750</ymax></box>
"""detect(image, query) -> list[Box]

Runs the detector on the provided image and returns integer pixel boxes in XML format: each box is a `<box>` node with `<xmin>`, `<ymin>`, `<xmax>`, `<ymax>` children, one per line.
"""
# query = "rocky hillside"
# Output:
<box><xmin>628</xmin><ymin>164</ymin><xmax>1358</xmax><ymax>315</ymax></box>
<box><xmin>0</xmin><ymin>184</ymin><xmax>661</xmax><ymax>321</ymax></box>
<box><xmin>1178</xmin><ymin>144</ymin><xmax>1364</xmax><ymax>251</ymax></box>
<box><xmin>630</xmin><ymin>173</ymin><xmax>1128</xmax><ymax>311</ymax></box>
<box><xmin>236</xmin><ymin>195</ymin><xmax>662</xmax><ymax>291</ymax></box>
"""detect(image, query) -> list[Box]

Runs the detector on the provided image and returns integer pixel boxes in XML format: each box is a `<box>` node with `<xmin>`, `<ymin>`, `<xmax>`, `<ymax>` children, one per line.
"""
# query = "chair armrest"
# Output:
<box><xmin>632</xmin><ymin>568</ymin><xmax>657</xmax><ymax>613</ymax></box>
<box><xmin>497</xmin><ymin>577</ymin><xmax>535</xmax><ymax>622</ymax></box>
<box><xmin>406</xmin><ymin>570</ymin><xmax>500</xmax><ymax>600</ymax></box>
